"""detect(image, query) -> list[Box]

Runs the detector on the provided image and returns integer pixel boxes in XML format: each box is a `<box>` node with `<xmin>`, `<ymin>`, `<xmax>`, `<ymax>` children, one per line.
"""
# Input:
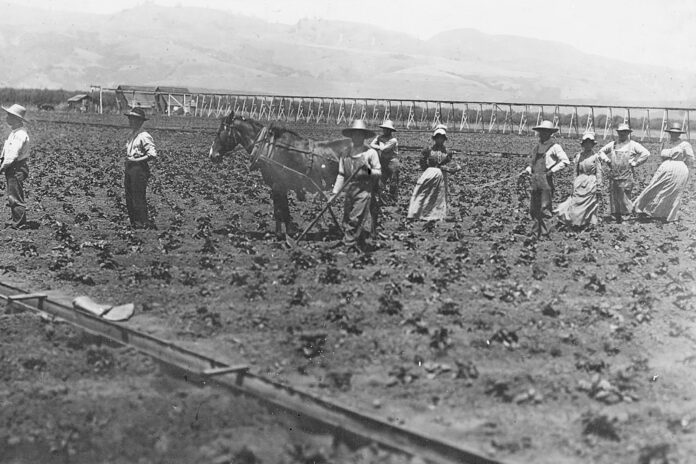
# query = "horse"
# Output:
<box><xmin>209</xmin><ymin>112</ymin><xmax>352</xmax><ymax>238</ymax></box>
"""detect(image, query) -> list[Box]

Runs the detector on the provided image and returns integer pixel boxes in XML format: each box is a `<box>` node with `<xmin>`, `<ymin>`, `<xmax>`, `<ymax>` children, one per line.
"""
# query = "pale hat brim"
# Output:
<box><xmin>2</xmin><ymin>106</ymin><xmax>28</xmax><ymax>122</ymax></box>
<box><xmin>532</xmin><ymin>125</ymin><xmax>559</xmax><ymax>132</ymax></box>
<box><xmin>342</xmin><ymin>128</ymin><xmax>375</xmax><ymax>138</ymax></box>
<box><xmin>665</xmin><ymin>127</ymin><xmax>686</xmax><ymax>134</ymax></box>
<box><xmin>432</xmin><ymin>129</ymin><xmax>448</xmax><ymax>140</ymax></box>
<box><xmin>124</xmin><ymin>110</ymin><xmax>148</xmax><ymax>120</ymax></box>
<box><xmin>379</xmin><ymin>123</ymin><xmax>397</xmax><ymax>132</ymax></box>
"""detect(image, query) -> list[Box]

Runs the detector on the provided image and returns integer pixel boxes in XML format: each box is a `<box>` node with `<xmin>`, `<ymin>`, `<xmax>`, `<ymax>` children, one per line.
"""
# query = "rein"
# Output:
<box><xmin>221</xmin><ymin>118</ymin><xmax>339</xmax><ymax>166</ymax></box>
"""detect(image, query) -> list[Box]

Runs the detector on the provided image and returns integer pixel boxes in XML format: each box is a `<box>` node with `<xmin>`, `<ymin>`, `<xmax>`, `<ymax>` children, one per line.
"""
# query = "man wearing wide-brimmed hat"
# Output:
<box><xmin>521</xmin><ymin>120</ymin><xmax>570</xmax><ymax>238</ymax></box>
<box><xmin>597</xmin><ymin>123</ymin><xmax>650</xmax><ymax>223</ymax></box>
<box><xmin>331</xmin><ymin>119</ymin><xmax>381</xmax><ymax>251</ymax></box>
<box><xmin>124</xmin><ymin>107</ymin><xmax>157</xmax><ymax>229</ymax></box>
<box><xmin>633</xmin><ymin>122</ymin><xmax>694</xmax><ymax>222</ymax></box>
<box><xmin>0</xmin><ymin>104</ymin><xmax>31</xmax><ymax>229</ymax></box>
<box><xmin>369</xmin><ymin>119</ymin><xmax>400</xmax><ymax>204</ymax></box>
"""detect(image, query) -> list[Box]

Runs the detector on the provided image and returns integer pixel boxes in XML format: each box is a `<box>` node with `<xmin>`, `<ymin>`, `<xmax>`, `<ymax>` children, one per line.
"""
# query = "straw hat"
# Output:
<box><xmin>124</xmin><ymin>107</ymin><xmax>148</xmax><ymax>120</ymax></box>
<box><xmin>616</xmin><ymin>123</ymin><xmax>632</xmax><ymax>132</ymax></box>
<box><xmin>379</xmin><ymin>119</ymin><xmax>397</xmax><ymax>132</ymax></box>
<box><xmin>532</xmin><ymin>120</ymin><xmax>558</xmax><ymax>132</ymax></box>
<box><xmin>342</xmin><ymin>119</ymin><xmax>375</xmax><ymax>138</ymax></box>
<box><xmin>664</xmin><ymin>122</ymin><xmax>686</xmax><ymax>134</ymax></box>
<box><xmin>2</xmin><ymin>104</ymin><xmax>28</xmax><ymax>122</ymax></box>
<box><xmin>581</xmin><ymin>132</ymin><xmax>596</xmax><ymax>143</ymax></box>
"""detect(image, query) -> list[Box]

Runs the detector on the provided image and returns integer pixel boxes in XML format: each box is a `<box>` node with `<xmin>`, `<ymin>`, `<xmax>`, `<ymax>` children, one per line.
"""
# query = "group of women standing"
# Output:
<box><xmin>554</xmin><ymin>122</ymin><xmax>694</xmax><ymax>232</ymax></box>
<box><xmin>334</xmin><ymin>117</ymin><xmax>693</xmax><ymax>250</ymax></box>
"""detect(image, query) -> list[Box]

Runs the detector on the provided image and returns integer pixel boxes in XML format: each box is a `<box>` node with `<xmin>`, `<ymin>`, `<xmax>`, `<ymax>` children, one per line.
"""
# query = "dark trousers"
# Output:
<box><xmin>124</xmin><ymin>161</ymin><xmax>150</xmax><ymax>229</ymax></box>
<box><xmin>342</xmin><ymin>182</ymin><xmax>374</xmax><ymax>247</ymax></box>
<box><xmin>381</xmin><ymin>157</ymin><xmax>400</xmax><ymax>198</ymax></box>
<box><xmin>5</xmin><ymin>161</ymin><xmax>28</xmax><ymax>227</ymax></box>
<box><xmin>530</xmin><ymin>188</ymin><xmax>552</xmax><ymax>238</ymax></box>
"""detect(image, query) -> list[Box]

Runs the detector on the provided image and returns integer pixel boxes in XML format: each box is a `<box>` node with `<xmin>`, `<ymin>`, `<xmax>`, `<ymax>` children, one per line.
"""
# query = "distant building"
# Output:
<box><xmin>115</xmin><ymin>85</ymin><xmax>157</xmax><ymax>112</ymax></box>
<box><xmin>155</xmin><ymin>86</ymin><xmax>195</xmax><ymax>115</ymax></box>
<box><xmin>67</xmin><ymin>94</ymin><xmax>92</xmax><ymax>112</ymax></box>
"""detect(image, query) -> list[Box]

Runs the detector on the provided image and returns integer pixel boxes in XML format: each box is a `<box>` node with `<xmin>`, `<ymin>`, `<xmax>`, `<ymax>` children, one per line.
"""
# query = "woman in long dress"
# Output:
<box><xmin>407</xmin><ymin>125</ymin><xmax>452</xmax><ymax>220</ymax></box>
<box><xmin>555</xmin><ymin>132</ymin><xmax>608</xmax><ymax>228</ymax></box>
<box><xmin>633</xmin><ymin>122</ymin><xmax>694</xmax><ymax>222</ymax></box>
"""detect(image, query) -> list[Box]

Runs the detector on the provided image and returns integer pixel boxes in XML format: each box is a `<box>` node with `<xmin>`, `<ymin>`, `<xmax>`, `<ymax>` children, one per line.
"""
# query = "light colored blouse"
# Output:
<box><xmin>574</xmin><ymin>151</ymin><xmax>605</xmax><ymax>183</ymax></box>
<box><xmin>660</xmin><ymin>140</ymin><xmax>694</xmax><ymax>167</ymax></box>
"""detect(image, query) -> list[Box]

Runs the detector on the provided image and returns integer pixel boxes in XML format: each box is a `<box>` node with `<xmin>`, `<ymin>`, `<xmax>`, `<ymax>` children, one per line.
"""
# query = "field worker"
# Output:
<box><xmin>555</xmin><ymin>132</ymin><xmax>609</xmax><ymax>229</ymax></box>
<box><xmin>407</xmin><ymin>125</ymin><xmax>453</xmax><ymax>221</ymax></box>
<box><xmin>124</xmin><ymin>107</ymin><xmax>157</xmax><ymax>229</ymax></box>
<box><xmin>633</xmin><ymin>122</ymin><xmax>694</xmax><ymax>222</ymax></box>
<box><xmin>331</xmin><ymin>119</ymin><xmax>381</xmax><ymax>252</ymax></box>
<box><xmin>0</xmin><ymin>104</ymin><xmax>31</xmax><ymax>229</ymax></box>
<box><xmin>521</xmin><ymin>120</ymin><xmax>570</xmax><ymax>239</ymax></box>
<box><xmin>597</xmin><ymin>123</ymin><xmax>650</xmax><ymax>223</ymax></box>
<box><xmin>369</xmin><ymin>119</ymin><xmax>400</xmax><ymax>204</ymax></box>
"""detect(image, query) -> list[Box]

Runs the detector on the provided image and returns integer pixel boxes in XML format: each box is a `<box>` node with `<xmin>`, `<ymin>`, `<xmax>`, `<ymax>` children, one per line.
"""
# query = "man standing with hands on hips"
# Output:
<box><xmin>0</xmin><ymin>104</ymin><xmax>31</xmax><ymax>229</ymax></box>
<box><xmin>521</xmin><ymin>120</ymin><xmax>570</xmax><ymax>239</ymax></box>
<box><xmin>124</xmin><ymin>107</ymin><xmax>157</xmax><ymax>229</ymax></box>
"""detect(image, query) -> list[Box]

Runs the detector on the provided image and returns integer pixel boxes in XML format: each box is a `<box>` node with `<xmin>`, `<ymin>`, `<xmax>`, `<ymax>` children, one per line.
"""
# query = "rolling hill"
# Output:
<box><xmin>0</xmin><ymin>2</ymin><xmax>692</xmax><ymax>106</ymax></box>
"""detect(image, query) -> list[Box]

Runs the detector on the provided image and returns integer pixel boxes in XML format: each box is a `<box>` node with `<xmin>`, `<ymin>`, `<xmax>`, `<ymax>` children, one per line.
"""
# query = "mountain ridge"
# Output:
<box><xmin>0</xmin><ymin>3</ymin><xmax>692</xmax><ymax>106</ymax></box>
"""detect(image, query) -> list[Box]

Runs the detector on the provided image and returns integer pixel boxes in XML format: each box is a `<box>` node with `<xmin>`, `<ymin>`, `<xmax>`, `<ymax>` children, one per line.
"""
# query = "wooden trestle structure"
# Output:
<box><xmin>98</xmin><ymin>86</ymin><xmax>695</xmax><ymax>141</ymax></box>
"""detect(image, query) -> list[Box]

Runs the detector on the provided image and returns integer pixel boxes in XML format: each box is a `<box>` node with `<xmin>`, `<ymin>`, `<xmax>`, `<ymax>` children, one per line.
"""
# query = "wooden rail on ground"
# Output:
<box><xmin>0</xmin><ymin>280</ymin><xmax>507</xmax><ymax>464</ymax></box>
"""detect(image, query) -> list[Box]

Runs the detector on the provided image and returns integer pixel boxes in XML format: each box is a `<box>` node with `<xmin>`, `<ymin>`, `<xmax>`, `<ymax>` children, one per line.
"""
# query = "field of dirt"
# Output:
<box><xmin>1</xmin><ymin>112</ymin><xmax>695</xmax><ymax>464</ymax></box>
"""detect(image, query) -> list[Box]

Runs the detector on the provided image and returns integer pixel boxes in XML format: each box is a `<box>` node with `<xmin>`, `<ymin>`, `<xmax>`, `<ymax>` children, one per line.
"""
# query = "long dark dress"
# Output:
<box><xmin>556</xmin><ymin>151</ymin><xmax>603</xmax><ymax>227</ymax></box>
<box><xmin>407</xmin><ymin>144</ymin><xmax>450</xmax><ymax>220</ymax></box>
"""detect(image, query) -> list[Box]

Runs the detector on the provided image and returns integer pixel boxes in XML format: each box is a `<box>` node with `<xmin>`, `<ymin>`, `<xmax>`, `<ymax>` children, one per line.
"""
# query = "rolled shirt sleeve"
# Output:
<box><xmin>684</xmin><ymin>142</ymin><xmax>695</xmax><ymax>168</ymax></box>
<box><xmin>140</xmin><ymin>132</ymin><xmax>157</xmax><ymax>159</ymax></box>
<box><xmin>332</xmin><ymin>158</ymin><xmax>346</xmax><ymax>194</ymax></box>
<box><xmin>367</xmin><ymin>148</ymin><xmax>381</xmax><ymax>176</ymax></box>
<box><xmin>127</xmin><ymin>131</ymin><xmax>157</xmax><ymax>162</ymax></box>
<box><xmin>549</xmin><ymin>144</ymin><xmax>570</xmax><ymax>173</ymax></box>
<box><xmin>629</xmin><ymin>141</ymin><xmax>650</xmax><ymax>167</ymax></box>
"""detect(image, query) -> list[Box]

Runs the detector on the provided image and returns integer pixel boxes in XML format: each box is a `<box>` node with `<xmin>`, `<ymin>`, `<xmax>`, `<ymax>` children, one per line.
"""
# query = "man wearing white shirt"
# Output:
<box><xmin>522</xmin><ymin>120</ymin><xmax>570</xmax><ymax>239</ymax></box>
<box><xmin>597</xmin><ymin>123</ymin><xmax>650</xmax><ymax>223</ymax></box>
<box><xmin>0</xmin><ymin>104</ymin><xmax>31</xmax><ymax>229</ymax></box>
<box><xmin>124</xmin><ymin>107</ymin><xmax>157</xmax><ymax>229</ymax></box>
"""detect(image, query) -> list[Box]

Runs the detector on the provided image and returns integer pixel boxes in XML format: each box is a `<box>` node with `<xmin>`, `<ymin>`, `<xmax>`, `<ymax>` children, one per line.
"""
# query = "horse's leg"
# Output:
<box><xmin>271</xmin><ymin>188</ymin><xmax>284</xmax><ymax>240</ymax></box>
<box><xmin>272</xmin><ymin>186</ymin><xmax>294</xmax><ymax>238</ymax></box>
<box><xmin>281</xmin><ymin>189</ymin><xmax>296</xmax><ymax>237</ymax></box>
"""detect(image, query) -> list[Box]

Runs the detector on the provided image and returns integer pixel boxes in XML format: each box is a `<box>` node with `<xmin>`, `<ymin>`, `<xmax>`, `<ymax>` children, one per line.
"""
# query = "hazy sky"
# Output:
<box><xmin>10</xmin><ymin>0</ymin><xmax>696</xmax><ymax>71</ymax></box>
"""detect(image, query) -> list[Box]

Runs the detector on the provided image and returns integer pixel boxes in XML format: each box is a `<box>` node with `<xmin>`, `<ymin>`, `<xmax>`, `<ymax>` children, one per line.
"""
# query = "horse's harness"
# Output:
<box><xmin>220</xmin><ymin>118</ymin><xmax>338</xmax><ymax>178</ymax></box>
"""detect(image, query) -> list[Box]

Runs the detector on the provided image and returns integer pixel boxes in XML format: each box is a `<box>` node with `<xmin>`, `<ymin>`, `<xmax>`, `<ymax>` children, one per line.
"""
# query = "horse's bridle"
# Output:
<box><xmin>218</xmin><ymin>118</ymin><xmax>267</xmax><ymax>155</ymax></box>
<box><xmin>217</xmin><ymin>118</ymin><xmax>339</xmax><ymax>178</ymax></box>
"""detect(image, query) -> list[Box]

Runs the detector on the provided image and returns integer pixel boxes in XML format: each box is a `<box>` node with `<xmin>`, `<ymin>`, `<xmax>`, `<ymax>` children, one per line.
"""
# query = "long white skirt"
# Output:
<box><xmin>634</xmin><ymin>160</ymin><xmax>689</xmax><ymax>221</ymax></box>
<box><xmin>407</xmin><ymin>167</ymin><xmax>447</xmax><ymax>220</ymax></box>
